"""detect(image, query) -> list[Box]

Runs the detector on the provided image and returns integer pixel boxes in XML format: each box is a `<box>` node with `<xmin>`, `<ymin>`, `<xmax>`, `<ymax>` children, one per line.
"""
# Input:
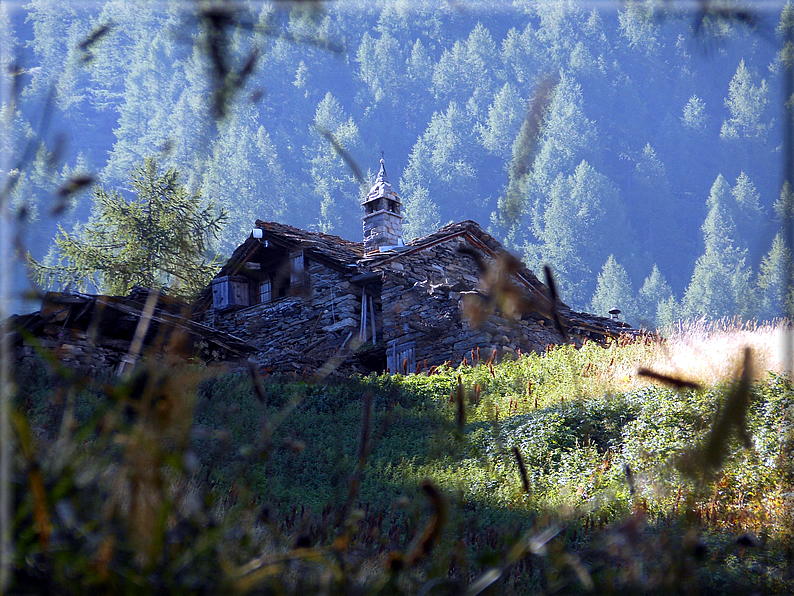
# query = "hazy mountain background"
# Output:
<box><xmin>2</xmin><ymin>0</ymin><xmax>792</xmax><ymax>327</ymax></box>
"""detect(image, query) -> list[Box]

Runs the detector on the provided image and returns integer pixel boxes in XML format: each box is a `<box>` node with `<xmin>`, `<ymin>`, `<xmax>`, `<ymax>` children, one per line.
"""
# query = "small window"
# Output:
<box><xmin>259</xmin><ymin>279</ymin><xmax>272</xmax><ymax>304</ymax></box>
<box><xmin>290</xmin><ymin>252</ymin><xmax>304</xmax><ymax>286</ymax></box>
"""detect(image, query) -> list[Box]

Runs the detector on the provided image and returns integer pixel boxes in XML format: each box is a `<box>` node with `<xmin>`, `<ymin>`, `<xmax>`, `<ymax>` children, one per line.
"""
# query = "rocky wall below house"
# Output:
<box><xmin>13</xmin><ymin>337</ymin><xmax>124</xmax><ymax>374</ymax></box>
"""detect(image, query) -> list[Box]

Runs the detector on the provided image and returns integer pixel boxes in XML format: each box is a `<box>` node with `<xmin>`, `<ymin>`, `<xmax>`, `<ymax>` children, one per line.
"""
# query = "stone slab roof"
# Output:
<box><xmin>361</xmin><ymin>220</ymin><xmax>551</xmax><ymax>301</ymax></box>
<box><xmin>255</xmin><ymin>220</ymin><xmax>365</xmax><ymax>263</ymax></box>
<box><xmin>194</xmin><ymin>221</ymin><xmax>366</xmax><ymax>310</ymax></box>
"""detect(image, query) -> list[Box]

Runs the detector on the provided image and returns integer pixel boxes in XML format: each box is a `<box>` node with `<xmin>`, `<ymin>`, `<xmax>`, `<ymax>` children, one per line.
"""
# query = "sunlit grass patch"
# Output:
<box><xmin>639</xmin><ymin>318</ymin><xmax>790</xmax><ymax>387</ymax></box>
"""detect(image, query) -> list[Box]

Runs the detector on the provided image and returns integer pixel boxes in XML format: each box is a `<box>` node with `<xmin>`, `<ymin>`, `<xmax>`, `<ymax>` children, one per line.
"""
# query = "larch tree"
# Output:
<box><xmin>203</xmin><ymin>104</ymin><xmax>291</xmax><ymax>251</ymax></box>
<box><xmin>530</xmin><ymin>160</ymin><xmax>630</xmax><ymax>308</ymax></box>
<box><xmin>756</xmin><ymin>234</ymin><xmax>794</xmax><ymax>320</ymax></box>
<box><xmin>637</xmin><ymin>264</ymin><xmax>673</xmax><ymax>329</ymax></box>
<box><xmin>590</xmin><ymin>255</ymin><xmax>637</xmax><ymax>325</ymax></box>
<box><xmin>477</xmin><ymin>82</ymin><xmax>525</xmax><ymax>160</ymax></box>
<box><xmin>682</xmin><ymin>175</ymin><xmax>754</xmax><ymax>320</ymax></box>
<box><xmin>720</xmin><ymin>59</ymin><xmax>771</xmax><ymax>142</ymax></box>
<box><xmin>29</xmin><ymin>158</ymin><xmax>227</xmax><ymax>300</ymax></box>
<box><xmin>306</xmin><ymin>92</ymin><xmax>363</xmax><ymax>238</ymax></box>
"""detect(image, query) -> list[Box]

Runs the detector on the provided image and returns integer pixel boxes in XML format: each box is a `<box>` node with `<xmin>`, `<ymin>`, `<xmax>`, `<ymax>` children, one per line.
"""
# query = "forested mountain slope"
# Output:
<box><xmin>3</xmin><ymin>0</ymin><xmax>791</xmax><ymax>326</ymax></box>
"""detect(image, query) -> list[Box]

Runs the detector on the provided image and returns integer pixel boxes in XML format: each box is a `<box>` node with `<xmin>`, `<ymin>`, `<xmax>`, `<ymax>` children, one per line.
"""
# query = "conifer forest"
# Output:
<box><xmin>3</xmin><ymin>0</ymin><xmax>794</xmax><ymax>327</ymax></box>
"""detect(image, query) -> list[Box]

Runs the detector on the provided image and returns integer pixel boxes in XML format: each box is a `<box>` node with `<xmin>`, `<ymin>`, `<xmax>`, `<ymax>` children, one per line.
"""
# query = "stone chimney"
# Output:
<box><xmin>362</xmin><ymin>156</ymin><xmax>403</xmax><ymax>254</ymax></box>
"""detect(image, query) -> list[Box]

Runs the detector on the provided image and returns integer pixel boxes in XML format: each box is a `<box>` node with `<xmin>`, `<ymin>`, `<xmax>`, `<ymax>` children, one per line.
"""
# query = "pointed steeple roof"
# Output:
<box><xmin>362</xmin><ymin>155</ymin><xmax>400</xmax><ymax>206</ymax></box>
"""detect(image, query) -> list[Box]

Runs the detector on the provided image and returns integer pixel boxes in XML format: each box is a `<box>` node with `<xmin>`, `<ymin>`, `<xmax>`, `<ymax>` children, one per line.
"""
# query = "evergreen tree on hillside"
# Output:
<box><xmin>477</xmin><ymin>82</ymin><xmax>525</xmax><ymax>160</ymax></box>
<box><xmin>401</xmin><ymin>101</ymin><xmax>476</xmax><ymax>239</ymax></box>
<box><xmin>88</xmin><ymin>1</ymin><xmax>163</xmax><ymax>113</ymax></box>
<box><xmin>756</xmin><ymin>234</ymin><xmax>794</xmax><ymax>320</ymax></box>
<box><xmin>731</xmin><ymin>171</ymin><xmax>765</xmax><ymax>261</ymax></box>
<box><xmin>757</xmin><ymin>181</ymin><xmax>794</xmax><ymax>320</ymax></box>
<box><xmin>29</xmin><ymin>159</ymin><xmax>226</xmax><ymax>300</ymax></box>
<box><xmin>681</xmin><ymin>95</ymin><xmax>707</xmax><ymax>131</ymax></box>
<box><xmin>530</xmin><ymin>160</ymin><xmax>630</xmax><ymax>308</ymax></box>
<box><xmin>103</xmin><ymin>30</ymin><xmax>183</xmax><ymax>185</ymax></box>
<box><xmin>637</xmin><ymin>264</ymin><xmax>673</xmax><ymax>329</ymax></box>
<box><xmin>771</xmin><ymin>1</ymin><xmax>794</xmax><ymax>72</ymax></box>
<box><xmin>682</xmin><ymin>177</ymin><xmax>754</xmax><ymax>320</ymax></box>
<box><xmin>203</xmin><ymin>105</ymin><xmax>292</xmax><ymax>251</ymax></box>
<box><xmin>774</xmin><ymin>180</ymin><xmax>794</xmax><ymax>222</ymax></box>
<box><xmin>529</xmin><ymin>0</ymin><xmax>587</xmax><ymax>66</ymax></box>
<box><xmin>590</xmin><ymin>255</ymin><xmax>637</xmax><ymax>324</ymax></box>
<box><xmin>431</xmin><ymin>22</ymin><xmax>498</xmax><ymax>117</ymax></box>
<box><xmin>500</xmin><ymin>24</ymin><xmax>545</xmax><ymax>86</ymax></box>
<box><xmin>401</xmin><ymin>185</ymin><xmax>440</xmax><ymax>243</ymax></box>
<box><xmin>406</xmin><ymin>38</ymin><xmax>433</xmax><ymax>89</ymax></box>
<box><xmin>23</xmin><ymin>0</ymin><xmax>93</xmax><ymax>114</ymax></box>
<box><xmin>706</xmin><ymin>173</ymin><xmax>732</xmax><ymax>210</ymax></box>
<box><xmin>306</xmin><ymin>93</ymin><xmax>363</xmax><ymax>238</ymax></box>
<box><xmin>355</xmin><ymin>30</ymin><xmax>404</xmax><ymax>105</ymax></box>
<box><xmin>630</xmin><ymin>143</ymin><xmax>680</xmax><ymax>265</ymax></box>
<box><xmin>403</xmin><ymin>38</ymin><xmax>434</xmax><ymax>117</ymax></box>
<box><xmin>523</xmin><ymin>73</ymin><xmax>597</xmax><ymax>241</ymax></box>
<box><xmin>617</xmin><ymin>0</ymin><xmax>660</xmax><ymax>57</ymax></box>
<box><xmin>720</xmin><ymin>59</ymin><xmax>771</xmax><ymax>141</ymax></box>
<box><xmin>656</xmin><ymin>296</ymin><xmax>681</xmax><ymax>329</ymax></box>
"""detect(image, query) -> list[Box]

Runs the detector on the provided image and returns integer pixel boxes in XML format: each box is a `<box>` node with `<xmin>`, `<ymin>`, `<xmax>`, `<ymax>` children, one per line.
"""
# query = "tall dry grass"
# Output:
<box><xmin>597</xmin><ymin>319</ymin><xmax>793</xmax><ymax>394</ymax></box>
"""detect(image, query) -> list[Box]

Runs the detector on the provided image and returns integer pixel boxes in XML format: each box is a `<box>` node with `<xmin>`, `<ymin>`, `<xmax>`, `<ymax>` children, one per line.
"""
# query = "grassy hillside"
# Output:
<box><xmin>12</xmin><ymin>323</ymin><xmax>794</xmax><ymax>594</ymax></box>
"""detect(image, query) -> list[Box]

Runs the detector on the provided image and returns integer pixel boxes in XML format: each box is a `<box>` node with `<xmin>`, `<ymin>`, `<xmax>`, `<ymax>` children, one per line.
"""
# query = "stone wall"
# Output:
<box><xmin>377</xmin><ymin>237</ymin><xmax>569</xmax><ymax>370</ymax></box>
<box><xmin>201</xmin><ymin>259</ymin><xmax>378</xmax><ymax>374</ymax></box>
<box><xmin>13</xmin><ymin>334</ymin><xmax>124</xmax><ymax>373</ymax></box>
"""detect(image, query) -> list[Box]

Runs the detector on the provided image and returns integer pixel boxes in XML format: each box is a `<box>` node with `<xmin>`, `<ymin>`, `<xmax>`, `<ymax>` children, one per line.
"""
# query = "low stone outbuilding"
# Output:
<box><xmin>195</xmin><ymin>159</ymin><xmax>633</xmax><ymax>376</ymax></box>
<box><xmin>8</xmin><ymin>287</ymin><xmax>256</xmax><ymax>375</ymax></box>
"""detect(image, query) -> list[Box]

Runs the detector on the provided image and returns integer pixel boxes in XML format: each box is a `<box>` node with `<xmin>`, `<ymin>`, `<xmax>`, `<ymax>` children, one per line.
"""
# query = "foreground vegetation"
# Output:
<box><xmin>11</xmin><ymin>325</ymin><xmax>794</xmax><ymax>594</ymax></box>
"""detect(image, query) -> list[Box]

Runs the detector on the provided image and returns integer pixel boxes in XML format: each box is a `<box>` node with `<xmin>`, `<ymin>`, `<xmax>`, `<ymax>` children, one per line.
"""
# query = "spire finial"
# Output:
<box><xmin>376</xmin><ymin>151</ymin><xmax>388</xmax><ymax>183</ymax></box>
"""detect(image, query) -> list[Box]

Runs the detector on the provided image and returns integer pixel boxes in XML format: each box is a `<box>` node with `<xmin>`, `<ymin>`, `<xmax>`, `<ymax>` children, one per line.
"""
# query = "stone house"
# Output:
<box><xmin>195</xmin><ymin>159</ymin><xmax>633</xmax><ymax>376</ymax></box>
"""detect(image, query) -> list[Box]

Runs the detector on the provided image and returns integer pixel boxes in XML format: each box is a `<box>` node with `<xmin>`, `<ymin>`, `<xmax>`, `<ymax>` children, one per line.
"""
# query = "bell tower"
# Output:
<box><xmin>362</xmin><ymin>155</ymin><xmax>403</xmax><ymax>254</ymax></box>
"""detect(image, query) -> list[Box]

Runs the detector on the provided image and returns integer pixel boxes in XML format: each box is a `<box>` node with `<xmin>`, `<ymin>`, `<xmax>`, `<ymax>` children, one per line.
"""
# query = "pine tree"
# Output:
<box><xmin>477</xmin><ymin>82</ymin><xmax>525</xmax><ymax>160</ymax></box>
<box><xmin>590</xmin><ymin>255</ymin><xmax>637</xmax><ymax>324</ymax></box>
<box><xmin>682</xmin><ymin>179</ymin><xmax>754</xmax><ymax>320</ymax></box>
<box><xmin>637</xmin><ymin>264</ymin><xmax>673</xmax><ymax>329</ymax></box>
<box><xmin>681</xmin><ymin>95</ymin><xmax>707</xmax><ymax>131</ymax></box>
<box><xmin>29</xmin><ymin>158</ymin><xmax>227</xmax><ymax>300</ymax></box>
<box><xmin>756</xmin><ymin>234</ymin><xmax>794</xmax><ymax>320</ymax></box>
<box><xmin>720</xmin><ymin>59</ymin><xmax>771</xmax><ymax>141</ymax></box>
<box><xmin>532</xmin><ymin>160</ymin><xmax>630</xmax><ymax>308</ymax></box>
